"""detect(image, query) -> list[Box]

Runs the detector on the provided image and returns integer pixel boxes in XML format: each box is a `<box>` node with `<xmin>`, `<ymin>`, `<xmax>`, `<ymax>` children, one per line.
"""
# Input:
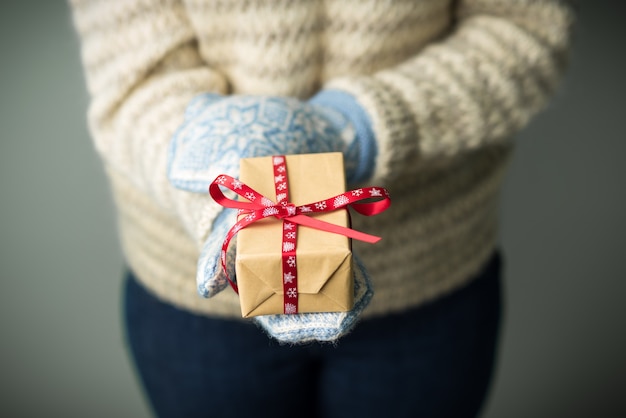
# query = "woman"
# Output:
<box><xmin>70</xmin><ymin>0</ymin><xmax>573</xmax><ymax>416</ymax></box>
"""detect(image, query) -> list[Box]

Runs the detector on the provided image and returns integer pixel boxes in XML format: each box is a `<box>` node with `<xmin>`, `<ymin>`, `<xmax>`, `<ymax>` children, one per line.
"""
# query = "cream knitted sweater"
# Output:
<box><xmin>70</xmin><ymin>0</ymin><xmax>573</xmax><ymax>318</ymax></box>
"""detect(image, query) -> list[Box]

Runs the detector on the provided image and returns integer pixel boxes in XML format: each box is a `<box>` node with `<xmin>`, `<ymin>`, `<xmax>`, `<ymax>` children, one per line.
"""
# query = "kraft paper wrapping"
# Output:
<box><xmin>236</xmin><ymin>153</ymin><xmax>353</xmax><ymax>318</ymax></box>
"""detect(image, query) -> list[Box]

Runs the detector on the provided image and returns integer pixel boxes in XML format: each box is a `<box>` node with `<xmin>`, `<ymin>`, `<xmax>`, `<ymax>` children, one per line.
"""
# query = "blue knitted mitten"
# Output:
<box><xmin>169</xmin><ymin>94</ymin><xmax>345</xmax><ymax>193</ymax></box>
<box><xmin>309</xmin><ymin>89</ymin><xmax>377</xmax><ymax>186</ymax></box>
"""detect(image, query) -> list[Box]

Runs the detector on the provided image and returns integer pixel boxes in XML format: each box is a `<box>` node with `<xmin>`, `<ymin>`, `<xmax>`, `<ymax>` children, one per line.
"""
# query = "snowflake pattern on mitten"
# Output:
<box><xmin>168</xmin><ymin>95</ymin><xmax>349</xmax><ymax>194</ymax></box>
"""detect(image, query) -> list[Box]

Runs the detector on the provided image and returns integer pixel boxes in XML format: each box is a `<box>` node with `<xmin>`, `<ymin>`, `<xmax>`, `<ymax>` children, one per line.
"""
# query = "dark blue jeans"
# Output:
<box><xmin>124</xmin><ymin>252</ymin><xmax>502</xmax><ymax>418</ymax></box>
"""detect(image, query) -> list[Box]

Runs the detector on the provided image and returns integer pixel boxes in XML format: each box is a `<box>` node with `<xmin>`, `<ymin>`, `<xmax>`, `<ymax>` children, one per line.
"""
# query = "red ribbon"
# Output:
<box><xmin>209</xmin><ymin>155</ymin><xmax>391</xmax><ymax>314</ymax></box>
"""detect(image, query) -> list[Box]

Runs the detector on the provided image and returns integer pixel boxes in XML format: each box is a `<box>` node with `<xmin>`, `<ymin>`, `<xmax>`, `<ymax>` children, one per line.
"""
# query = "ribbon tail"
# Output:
<box><xmin>287</xmin><ymin>215</ymin><xmax>381</xmax><ymax>244</ymax></box>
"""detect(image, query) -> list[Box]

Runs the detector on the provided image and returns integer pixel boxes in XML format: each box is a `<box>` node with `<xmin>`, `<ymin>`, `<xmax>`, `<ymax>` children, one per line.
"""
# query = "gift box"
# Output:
<box><xmin>235</xmin><ymin>153</ymin><xmax>353</xmax><ymax>318</ymax></box>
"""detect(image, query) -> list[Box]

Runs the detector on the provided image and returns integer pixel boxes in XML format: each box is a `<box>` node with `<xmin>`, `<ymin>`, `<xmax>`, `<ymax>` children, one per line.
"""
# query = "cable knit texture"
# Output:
<box><xmin>70</xmin><ymin>0</ymin><xmax>573</xmax><ymax>318</ymax></box>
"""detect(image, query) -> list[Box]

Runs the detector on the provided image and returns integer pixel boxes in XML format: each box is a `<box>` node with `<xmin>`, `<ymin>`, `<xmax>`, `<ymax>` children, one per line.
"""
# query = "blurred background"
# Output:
<box><xmin>1</xmin><ymin>1</ymin><xmax>624</xmax><ymax>417</ymax></box>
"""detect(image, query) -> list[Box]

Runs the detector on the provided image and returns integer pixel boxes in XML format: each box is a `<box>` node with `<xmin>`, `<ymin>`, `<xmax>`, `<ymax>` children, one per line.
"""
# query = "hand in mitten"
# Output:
<box><xmin>309</xmin><ymin>89</ymin><xmax>377</xmax><ymax>186</ymax></box>
<box><xmin>169</xmin><ymin>94</ymin><xmax>352</xmax><ymax>193</ymax></box>
<box><xmin>168</xmin><ymin>93</ymin><xmax>377</xmax><ymax>298</ymax></box>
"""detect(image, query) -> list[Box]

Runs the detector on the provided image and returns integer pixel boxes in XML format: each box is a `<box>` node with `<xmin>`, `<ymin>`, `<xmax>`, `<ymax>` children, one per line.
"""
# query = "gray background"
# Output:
<box><xmin>1</xmin><ymin>1</ymin><xmax>624</xmax><ymax>417</ymax></box>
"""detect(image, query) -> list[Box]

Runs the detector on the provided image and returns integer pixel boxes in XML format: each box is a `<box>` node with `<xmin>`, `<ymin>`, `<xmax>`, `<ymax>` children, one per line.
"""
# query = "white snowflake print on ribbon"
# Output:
<box><xmin>352</xmin><ymin>189</ymin><xmax>363</xmax><ymax>197</ymax></box>
<box><xmin>287</xmin><ymin>256</ymin><xmax>296</xmax><ymax>267</ymax></box>
<box><xmin>276</xmin><ymin>192</ymin><xmax>287</xmax><ymax>202</ymax></box>
<box><xmin>285</xmin><ymin>232</ymin><xmax>296</xmax><ymax>239</ymax></box>
<box><xmin>273</xmin><ymin>156</ymin><xmax>285</xmax><ymax>166</ymax></box>
<box><xmin>277</xmin><ymin>165</ymin><xmax>286</xmax><ymax>173</ymax></box>
<box><xmin>283</xmin><ymin>242</ymin><xmax>295</xmax><ymax>252</ymax></box>
<box><xmin>300</xmin><ymin>205</ymin><xmax>312</xmax><ymax>213</ymax></box>
<box><xmin>284</xmin><ymin>303</ymin><xmax>297</xmax><ymax>314</ymax></box>
<box><xmin>244</xmin><ymin>213</ymin><xmax>256</xmax><ymax>222</ymax></box>
<box><xmin>216</xmin><ymin>175</ymin><xmax>227</xmax><ymax>184</ymax></box>
<box><xmin>315</xmin><ymin>201</ymin><xmax>327</xmax><ymax>210</ymax></box>
<box><xmin>369</xmin><ymin>188</ymin><xmax>383</xmax><ymax>197</ymax></box>
<box><xmin>244</xmin><ymin>192</ymin><xmax>256</xmax><ymax>201</ymax></box>
<box><xmin>283</xmin><ymin>272</ymin><xmax>295</xmax><ymax>284</ymax></box>
<box><xmin>284</xmin><ymin>222</ymin><xmax>295</xmax><ymax>230</ymax></box>
<box><xmin>286</xmin><ymin>206</ymin><xmax>296</xmax><ymax>216</ymax></box>
<box><xmin>274</xmin><ymin>174</ymin><xmax>285</xmax><ymax>183</ymax></box>
<box><xmin>263</xmin><ymin>207</ymin><xmax>279</xmax><ymax>217</ymax></box>
<box><xmin>231</xmin><ymin>180</ymin><xmax>243</xmax><ymax>189</ymax></box>
<box><xmin>286</xmin><ymin>288</ymin><xmax>298</xmax><ymax>298</ymax></box>
<box><xmin>333</xmin><ymin>195</ymin><xmax>350</xmax><ymax>208</ymax></box>
<box><xmin>261</xmin><ymin>197</ymin><xmax>275</xmax><ymax>207</ymax></box>
<box><xmin>277</xmin><ymin>182</ymin><xmax>287</xmax><ymax>191</ymax></box>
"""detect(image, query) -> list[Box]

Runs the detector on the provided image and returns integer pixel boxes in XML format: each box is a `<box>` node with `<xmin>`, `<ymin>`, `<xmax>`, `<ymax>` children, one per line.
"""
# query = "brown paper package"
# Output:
<box><xmin>235</xmin><ymin>153</ymin><xmax>354</xmax><ymax>318</ymax></box>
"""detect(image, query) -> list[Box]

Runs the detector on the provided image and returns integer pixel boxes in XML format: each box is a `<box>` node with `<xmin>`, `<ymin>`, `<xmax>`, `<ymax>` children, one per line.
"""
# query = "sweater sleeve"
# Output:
<box><xmin>323</xmin><ymin>0</ymin><xmax>574</xmax><ymax>183</ymax></box>
<box><xmin>69</xmin><ymin>0</ymin><xmax>230</xmax><ymax>244</ymax></box>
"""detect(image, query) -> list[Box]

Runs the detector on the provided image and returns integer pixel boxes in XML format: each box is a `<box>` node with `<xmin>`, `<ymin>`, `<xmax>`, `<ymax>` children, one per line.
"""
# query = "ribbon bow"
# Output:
<box><xmin>209</xmin><ymin>155</ymin><xmax>390</xmax><ymax>314</ymax></box>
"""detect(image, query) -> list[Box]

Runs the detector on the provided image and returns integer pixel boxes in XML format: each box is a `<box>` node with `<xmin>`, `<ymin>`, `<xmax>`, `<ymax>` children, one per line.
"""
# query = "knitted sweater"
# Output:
<box><xmin>70</xmin><ymin>0</ymin><xmax>573</xmax><ymax>318</ymax></box>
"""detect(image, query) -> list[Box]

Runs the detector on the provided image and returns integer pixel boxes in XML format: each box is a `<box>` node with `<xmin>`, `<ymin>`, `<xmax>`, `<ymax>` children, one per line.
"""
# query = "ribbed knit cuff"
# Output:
<box><xmin>310</xmin><ymin>89</ymin><xmax>377</xmax><ymax>183</ymax></box>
